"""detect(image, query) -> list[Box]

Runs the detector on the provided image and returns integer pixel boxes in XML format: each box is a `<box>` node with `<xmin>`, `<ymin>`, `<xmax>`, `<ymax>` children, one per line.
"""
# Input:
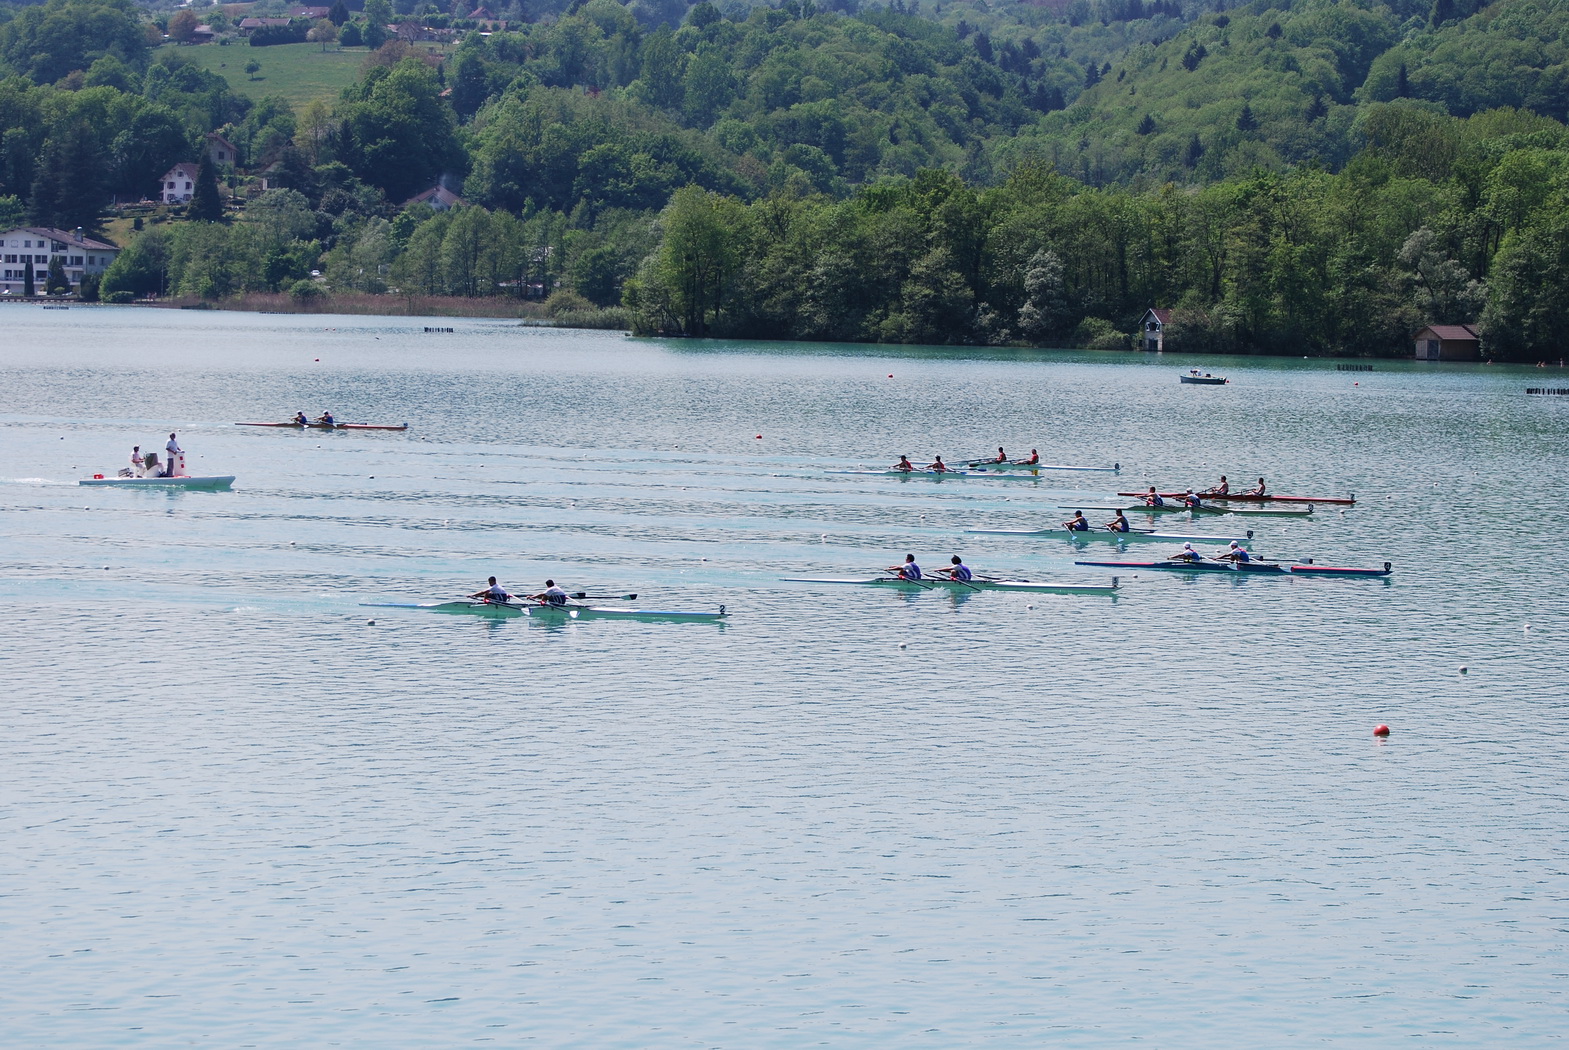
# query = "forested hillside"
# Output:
<box><xmin>3</xmin><ymin>0</ymin><xmax>1569</xmax><ymax>359</ymax></box>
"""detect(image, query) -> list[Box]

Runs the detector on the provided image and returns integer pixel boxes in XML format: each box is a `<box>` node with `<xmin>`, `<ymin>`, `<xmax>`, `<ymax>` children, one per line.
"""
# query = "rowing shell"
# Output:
<box><xmin>1074</xmin><ymin>559</ymin><xmax>1391</xmax><ymax>577</ymax></box>
<box><xmin>829</xmin><ymin>469</ymin><xmax>1098</xmax><ymax>481</ymax></box>
<box><xmin>1109</xmin><ymin>502</ymin><xmax>1314</xmax><ymax>517</ymax></box>
<box><xmin>80</xmin><ymin>475</ymin><xmax>235</xmax><ymax>489</ymax></box>
<box><xmin>966</xmin><ymin>526</ymin><xmax>1254</xmax><ymax>543</ymax></box>
<box><xmin>1118</xmin><ymin>490</ymin><xmax>1355</xmax><ymax>505</ymax></box>
<box><xmin>962</xmin><ymin>460</ymin><xmax>1121</xmax><ymax>472</ymax></box>
<box><xmin>362</xmin><ymin>599</ymin><xmax>728</xmax><ymax>620</ymax></box>
<box><xmin>780</xmin><ymin>576</ymin><xmax>1121</xmax><ymax>594</ymax></box>
<box><xmin>236</xmin><ymin>422</ymin><xmax>410</xmax><ymax>431</ymax></box>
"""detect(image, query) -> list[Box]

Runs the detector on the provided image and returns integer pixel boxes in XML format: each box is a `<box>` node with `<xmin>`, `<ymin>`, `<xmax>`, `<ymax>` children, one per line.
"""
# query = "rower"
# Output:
<box><xmin>293</xmin><ymin>411</ymin><xmax>308</xmax><ymax>426</ymax></box>
<box><xmin>470</xmin><ymin>576</ymin><xmax>512</xmax><ymax>602</ymax></box>
<box><xmin>894</xmin><ymin>455</ymin><xmax>914</xmax><ymax>473</ymax></box>
<box><xmin>164</xmin><ymin>432</ymin><xmax>182</xmax><ymax>477</ymax></box>
<box><xmin>938</xmin><ymin>555</ymin><xmax>974</xmax><ymax>582</ymax></box>
<box><xmin>1063</xmin><ymin>510</ymin><xmax>1091</xmax><ymax>531</ymax></box>
<box><xmin>991</xmin><ymin>447</ymin><xmax>1007</xmax><ymax>463</ymax></box>
<box><xmin>1169</xmin><ymin>542</ymin><xmax>1203</xmax><ymax>562</ymax></box>
<box><xmin>926</xmin><ymin>455</ymin><xmax>950</xmax><ymax>473</ymax></box>
<box><xmin>1015</xmin><ymin>448</ymin><xmax>1041</xmax><ymax>465</ymax></box>
<box><xmin>1142</xmin><ymin>485</ymin><xmax>1165</xmax><ymax>508</ymax></box>
<box><xmin>1217</xmin><ymin>541</ymin><xmax>1251</xmax><ymax>564</ymax></box>
<box><xmin>1245</xmin><ymin>477</ymin><xmax>1267</xmax><ymax>496</ymax></box>
<box><xmin>1105</xmin><ymin>509</ymin><xmax>1131</xmax><ymax>533</ymax></box>
<box><xmin>1201</xmin><ymin>475</ymin><xmax>1229</xmax><ymax>496</ymax></box>
<box><xmin>888</xmin><ymin>554</ymin><xmax>923</xmax><ymax>580</ymax></box>
<box><xmin>317</xmin><ymin>410</ymin><xmax>335</xmax><ymax>426</ymax></box>
<box><xmin>529</xmin><ymin>579</ymin><xmax>571</xmax><ymax>606</ymax></box>
<box><xmin>1179</xmin><ymin>489</ymin><xmax>1203</xmax><ymax>509</ymax></box>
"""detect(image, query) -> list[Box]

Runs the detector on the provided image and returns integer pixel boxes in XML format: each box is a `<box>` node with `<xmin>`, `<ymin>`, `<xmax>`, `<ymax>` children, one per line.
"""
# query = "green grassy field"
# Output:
<box><xmin>169</xmin><ymin>42</ymin><xmax>370</xmax><ymax>111</ymax></box>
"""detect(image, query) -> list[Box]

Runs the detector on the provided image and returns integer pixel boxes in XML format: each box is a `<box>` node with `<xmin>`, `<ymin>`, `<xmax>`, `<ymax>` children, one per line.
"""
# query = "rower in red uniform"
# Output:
<box><xmin>894</xmin><ymin>455</ymin><xmax>914</xmax><ymax>473</ymax></box>
<box><xmin>1016</xmin><ymin>449</ymin><xmax>1041</xmax><ymax>466</ymax></box>
<box><xmin>926</xmin><ymin>455</ymin><xmax>951</xmax><ymax>473</ymax></box>
<box><xmin>991</xmin><ymin>447</ymin><xmax>1007</xmax><ymax>463</ymax></box>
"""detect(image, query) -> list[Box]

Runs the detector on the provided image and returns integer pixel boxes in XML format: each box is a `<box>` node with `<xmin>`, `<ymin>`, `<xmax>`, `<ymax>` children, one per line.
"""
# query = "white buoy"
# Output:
<box><xmin>367</xmin><ymin>619</ymin><xmax>376</xmax><ymax>626</ymax></box>
<box><xmin>898</xmin><ymin>642</ymin><xmax>907</xmax><ymax>649</ymax></box>
<box><xmin>1026</xmin><ymin>603</ymin><xmax>1035</xmax><ymax>610</ymax></box>
<box><xmin>1459</xmin><ymin>665</ymin><xmax>1468</xmax><ymax>674</ymax></box>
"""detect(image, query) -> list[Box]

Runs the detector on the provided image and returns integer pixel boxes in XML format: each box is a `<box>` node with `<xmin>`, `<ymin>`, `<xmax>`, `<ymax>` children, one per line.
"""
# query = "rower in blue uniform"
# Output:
<box><xmin>1180</xmin><ymin>489</ymin><xmax>1203</xmax><ymax>509</ymax></box>
<box><xmin>530</xmin><ymin>579</ymin><xmax>571</xmax><ymax>606</ymax></box>
<box><xmin>1063</xmin><ymin>510</ymin><xmax>1091</xmax><ymax>531</ymax></box>
<box><xmin>316</xmin><ymin>410</ymin><xmax>335</xmax><ymax>426</ymax></box>
<box><xmin>293</xmin><ymin>411</ymin><xmax>308</xmax><ymax>426</ymax></box>
<box><xmin>1141</xmin><ymin>486</ymin><xmax>1165</xmax><ymax>507</ymax></box>
<box><xmin>939</xmin><ymin>555</ymin><xmax>974</xmax><ymax>581</ymax></box>
<box><xmin>470</xmin><ymin>576</ymin><xmax>512</xmax><ymax>602</ymax></box>
<box><xmin>1169</xmin><ymin>542</ymin><xmax>1204</xmax><ymax>563</ymax></box>
<box><xmin>1217</xmin><ymin>541</ymin><xmax>1252</xmax><ymax>564</ymax></box>
<box><xmin>888</xmin><ymin>554</ymin><xmax>922</xmax><ymax>580</ymax></box>
<box><xmin>1105</xmin><ymin>509</ymin><xmax>1131</xmax><ymax>532</ymax></box>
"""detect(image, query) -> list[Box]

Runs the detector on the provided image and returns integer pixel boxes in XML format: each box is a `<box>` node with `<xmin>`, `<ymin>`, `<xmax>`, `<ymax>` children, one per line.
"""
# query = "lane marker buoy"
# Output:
<box><xmin>1373</xmin><ymin>724</ymin><xmax>1390</xmax><ymax>737</ymax></box>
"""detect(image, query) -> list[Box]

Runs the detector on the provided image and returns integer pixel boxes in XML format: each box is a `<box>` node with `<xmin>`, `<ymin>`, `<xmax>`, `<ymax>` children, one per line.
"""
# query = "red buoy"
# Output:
<box><xmin>1373</xmin><ymin>724</ymin><xmax>1391</xmax><ymax>737</ymax></box>
<box><xmin>755</xmin><ymin>434</ymin><xmax>762</xmax><ymax>439</ymax></box>
<box><xmin>888</xmin><ymin>373</ymin><xmax>894</xmax><ymax>378</ymax></box>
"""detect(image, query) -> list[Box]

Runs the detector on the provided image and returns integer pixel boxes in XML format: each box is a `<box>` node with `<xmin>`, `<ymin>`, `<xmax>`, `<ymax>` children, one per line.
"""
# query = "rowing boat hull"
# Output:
<box><xmin>80</xmin><ymin>475</ymin><xmax>235</xmax><ymax>489</ymax></box>
<box><xmin>1074</xmin><ymin>559</ymin><xmax>1391</xmax><ymax>577</ymax></box>
<box><xmin>362</xmin><ymin>600</ymin><xmax>728</xmax><ymax>620</ymax></box>
<box><xmin>1117</xmin><ymin>499</ymin><xmax>1311</xmax><ymax>514</ymax></box>
<box><xmin>966</xmin><ymin>527</ymin><xmax>1254</xmax><ymax>543</ymax></box>
<box><xmin>962</xmin><ymin>461</ymin><xmax>1121</xmax><ymax>472</ymax></box>
<box><xmin>1179</xmin><ymin>375</ymin><xmax>1228</xmax><ymax>384</ymax></box>
<box><xmin>236</xmin><ymin>422</ymin><xmax>410</xmax><ymax>431</ymax></box>
<box><xmin>780</xmin><ymin>576</ymin><xmax>1120</xmax><ymax>594</ymax></box>
<box><xmin>1118</xmin><ymin>491</ymin><xmax>1355</xmax><ymax>505</ymax></box>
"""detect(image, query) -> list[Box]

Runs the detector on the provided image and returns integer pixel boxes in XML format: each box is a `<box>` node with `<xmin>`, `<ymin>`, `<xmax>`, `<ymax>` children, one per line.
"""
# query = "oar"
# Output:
<box><xmin>886</xmin><ymin>570</ymin><xmax>935</xmax><ymax>589</ymax></box>
<box><xmin>934</xmin><ymin>572</ymin><xmax>981</xmax><ymax>591</ymax></box>
<box><xmin>570</xmin><ymin>592</ymin><xmax>637</xmax><ymax>600</ymax></box>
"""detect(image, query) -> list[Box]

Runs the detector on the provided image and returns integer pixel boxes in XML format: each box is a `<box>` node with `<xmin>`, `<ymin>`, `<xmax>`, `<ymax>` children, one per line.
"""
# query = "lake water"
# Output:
<box><xmin>2</xmin><ymin>306</ymin><xmax>1565</xmax><ymax>1047</ymax></box>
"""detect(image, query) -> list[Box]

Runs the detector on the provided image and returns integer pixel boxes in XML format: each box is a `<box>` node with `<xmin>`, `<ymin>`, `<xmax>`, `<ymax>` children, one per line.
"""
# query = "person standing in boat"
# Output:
<box><xmin>528</xmin><ymin>580</ymin><xmax>571</xmax><ymax>607</ymax></box>
<box><xmin>1104</xmin><ymin>509</ymin><xmax>1131</xmax><ymax>533</ymax></box>
<box><xmin>894</xmin><ymin>455</ymin><xmax>914</xmax><ymax>473</ymax></box>
<box><xmin>888</xmin><ymin>554</ymin><xmax>923</xmax><ymax>580</ymax></box>
<box><xmin>1244</xmin><ymin>477</ymin><xmax>1267</xmax><ymax>496</ymax></box>
<box><xmin>1063</xmin><ymin>510</ymin><xmax>1091</xmax><ymax>531</ymax></box>
<box><xmin>130</xmin><ymin>446</ymin><xmax>143</xmax><ymax>475</ymax></box>
<box><xmin>164</xmin><ymin>433</ymin><xmax>182</xmax><ymax>477</ymax></box>
<box><xmin>470</xmin><ymin>577</ymin><xmax>512</xmax><ymax>603</ymax></box>
<box><xmin>925</xmin><ymin>455</ymin><xmax>951</xmax><ymax>473</ymax></box>
<box><xmin>936</xmin><ymin>555</ymin><xmax>974</xmax><ymax>582</ymax></box>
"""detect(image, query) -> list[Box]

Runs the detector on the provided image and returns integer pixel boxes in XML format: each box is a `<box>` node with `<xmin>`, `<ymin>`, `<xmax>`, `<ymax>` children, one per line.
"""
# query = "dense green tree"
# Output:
<box><xmin>0</xmin><ymin>0</ymin><xmax>149</xmax><ymax>85</ymax></box>
<box><xmin>340</xmin><ymin>59</ymin><xmax>464</xmax><ymax>202</ymax></box>
<box><xmin>188</xmin><ymin>155</ymin><xmax>224</xmax><ymax>222</ymax></box>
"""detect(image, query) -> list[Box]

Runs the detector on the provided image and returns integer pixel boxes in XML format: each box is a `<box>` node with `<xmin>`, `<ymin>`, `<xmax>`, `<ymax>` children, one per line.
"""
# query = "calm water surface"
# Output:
<box><xmin>2</xmin><ymin>306</ymin><xmax>1565</xmax><ymax>1047</ymax></box>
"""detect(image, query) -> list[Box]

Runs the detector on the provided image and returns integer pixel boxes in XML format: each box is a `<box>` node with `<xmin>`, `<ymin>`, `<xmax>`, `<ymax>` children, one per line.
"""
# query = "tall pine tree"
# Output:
<box><xmin>188</xmin><ymin>155</ymin><xmax>223</xmax><ymax>222</ymax></box>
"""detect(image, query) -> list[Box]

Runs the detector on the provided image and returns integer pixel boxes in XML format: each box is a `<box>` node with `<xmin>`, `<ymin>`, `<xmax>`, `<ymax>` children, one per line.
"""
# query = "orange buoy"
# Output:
<box><xmin>1373</xmin><ymin>724</ymin><xmax>1390</xmax><ymax>737</ymax></box>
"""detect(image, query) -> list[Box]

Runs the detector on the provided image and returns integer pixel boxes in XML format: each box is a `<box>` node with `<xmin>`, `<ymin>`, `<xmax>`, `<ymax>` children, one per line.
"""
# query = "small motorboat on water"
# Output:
<box><xmin>82</xmin><ymin>448</ymin><xmax>234</xmax><ymax>489</ymax></box>
<box><xmin>1179</xmin><ymin>370</ymin><xmax>1228</xmax><ymax>385</ymax></box>
<box><xmin>81</xmin><ymin>474</ymin><xmax>235</xmax><ymax>489</ymax></box>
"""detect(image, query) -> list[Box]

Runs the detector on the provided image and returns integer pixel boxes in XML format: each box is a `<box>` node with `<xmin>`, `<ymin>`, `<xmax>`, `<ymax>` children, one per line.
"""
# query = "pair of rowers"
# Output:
<box><xmin>894</xmin><ymin>455</ymin><xmax>953</xmax><ymax>473</ymax></box>
<box><xmin>1062</xmin><ymin>510</ymin><xmax>1134</xmax><ymax>533</ymax></box>
<box><xmin>470</xmin><ymin>577</ymin><xmax>573</xmax><ymax>606</ymax></box>
<box><xmin>1169</xmin><ymin>541</ymin><xmax>1253</xmax><ymax>563</ymax></box>
<box><xmin>1196</xmin><ymin>475</ymin><xmax>1267</xmax><ymax>496</ymax></box>
<box><xmin>981</xmin><ymin>447</ymin><xmax>1043</xmax><ymax>465</ymax></box>
<box><xmin>886</xmin><ymin>554</ymin><xmax>974</xmax><ymax>581</ymax></box>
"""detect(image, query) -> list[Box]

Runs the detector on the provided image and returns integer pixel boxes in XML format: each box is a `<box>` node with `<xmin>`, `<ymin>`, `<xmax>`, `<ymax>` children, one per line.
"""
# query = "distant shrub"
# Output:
<box><xmin>1074</xmin><ymin>317</ymin><xmax>1130</xmax><ymax>351</ymax></box>
<box><xmin>104</xmin><ymin>290</ymin><xmax>136</xmax><ymax>304</ymax></box>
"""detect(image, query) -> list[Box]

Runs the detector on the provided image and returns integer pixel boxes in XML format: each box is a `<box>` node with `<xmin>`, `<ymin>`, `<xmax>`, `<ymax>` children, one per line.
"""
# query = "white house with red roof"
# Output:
<box><xmin>404</xmin><ymin>184</ymin><xmax>467</xmax><ymax>211</ymax></box>
<box><xmin>1140</xmin><ymin>307</ymin><xmax>1173</xmax><ymax>352</ymax></box>
<box><xmin>0</xmin><ymin>227</ymin><xmax>121</xmax><ymax>295</ymax></box>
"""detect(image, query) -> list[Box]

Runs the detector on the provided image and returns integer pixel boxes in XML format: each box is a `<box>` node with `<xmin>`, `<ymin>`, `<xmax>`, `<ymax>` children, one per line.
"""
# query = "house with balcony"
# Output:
<box><xmin>0</xmin><ymin>228</ymin><xmax>121</xmax><ymax>296</ymax></box>
<box><xmin>1139</xmin><ymin>307</ymin><xmax>1173</xmax><ymax>352</ymax></box>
